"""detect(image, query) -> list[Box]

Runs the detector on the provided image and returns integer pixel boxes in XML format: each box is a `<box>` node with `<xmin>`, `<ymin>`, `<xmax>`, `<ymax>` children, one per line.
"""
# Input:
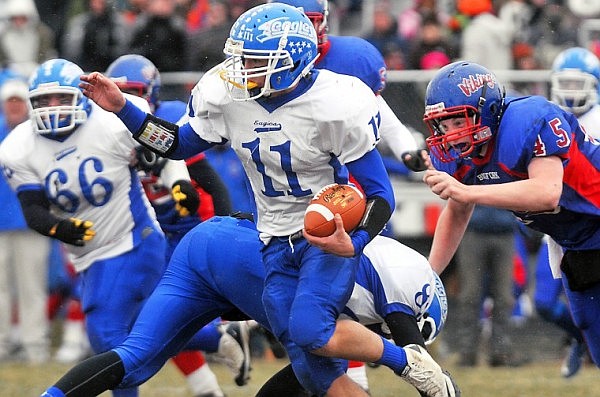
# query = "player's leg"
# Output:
<box><xmin>534</xmin><ymin>241</ymin><xmax>586</xmax><ymax>377</ymax></box>
<box><xmin>346</xmin><ymin>361</ymin><xmax>369</xmax><ymax>393</ymax></box>
<box><xmin>81</xmin><ymin>227</ymin><xmax>166</xmax><ymax>397</ymax></box>
<box><xmin>171</xmin><ymin>350</ymin><xmax>224</xmax><ymax>397</ymax></box>
<box><xmin>561</xmin><ymin>278</ymin><xmax>600</xmax><ymax>367</ymax></box>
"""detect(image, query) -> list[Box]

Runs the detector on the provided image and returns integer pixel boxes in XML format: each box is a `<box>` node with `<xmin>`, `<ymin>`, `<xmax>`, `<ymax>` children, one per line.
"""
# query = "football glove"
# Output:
<box><xmin>49</xmin><ymin>218</ymin><xmax>96</xmax><ymax>246</ymax></box>
<box><xmin>134</xmin><ymin>146</ymin><xmax>168</xmax><ymax>176</ymax></box>
<box><xmin>172</xmin><ymin>180</ymin><xmax>200</xmax><ymax>217</ymax></box>
<box><xmin>401</xmin><ymin>149</ymin><xmax>430</xmax><ymax>172</ymax></box>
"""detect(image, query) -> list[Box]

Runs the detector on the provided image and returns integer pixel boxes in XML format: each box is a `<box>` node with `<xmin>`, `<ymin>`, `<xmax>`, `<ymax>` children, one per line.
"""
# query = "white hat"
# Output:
<box><xmin>0</xmin><ymin>79</ymin><xmax>29</xmax><ymax>102</ymax></box>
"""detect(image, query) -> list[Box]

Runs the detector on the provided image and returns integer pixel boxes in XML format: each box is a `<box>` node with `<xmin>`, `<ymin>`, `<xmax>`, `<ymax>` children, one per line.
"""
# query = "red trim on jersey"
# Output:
<box><xmin>563</xmin><ymin>139</ymin><xmax>600</xmax><ymax>207</ymax></box>
<box><xmin>185</xmin><ymin>152</ymin><xmax>206</xmax><ymax>166</ymax></box>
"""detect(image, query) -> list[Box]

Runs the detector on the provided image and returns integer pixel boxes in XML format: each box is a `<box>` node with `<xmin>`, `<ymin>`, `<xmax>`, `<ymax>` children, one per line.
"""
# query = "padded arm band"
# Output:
<box><xmin>133</xmin><ymin>114</ymin><xmax>180</xmax><ymax>157</ymax></box>
<box><xmin>357</xmin><ymin>195</ymin><xmax>392</xmax><ymax>240</ymax></box>
<box><xmin>17</xmin><ymin>189</ymin><xmax>61</xmax><ymax>236</ymax></box>
<box><xmin>385</xmin><ymin>311</ymin><xmax>426</xmax><ymax>348</ymax></box>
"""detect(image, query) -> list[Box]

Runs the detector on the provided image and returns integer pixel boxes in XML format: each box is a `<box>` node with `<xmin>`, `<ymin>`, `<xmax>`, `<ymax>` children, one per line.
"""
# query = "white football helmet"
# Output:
<box><xmin>28</xmin><ymin>59</ymin><xmax>91</xmax><ymax>138</ymax></box>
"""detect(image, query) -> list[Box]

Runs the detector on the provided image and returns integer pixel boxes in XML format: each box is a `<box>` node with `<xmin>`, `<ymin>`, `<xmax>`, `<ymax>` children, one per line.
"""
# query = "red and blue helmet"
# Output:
<box><xmin>551</xmin><ymin>47</ymin><xmax>600</xmax><ymax>115</ymax></box>
<box><xmin>28</xmin><ymin>59</ymin><xmax>91</xmax><ymax>137</ymax></box>
<box><xmin>423</xmin><ymin>61</ymin><xmax>505</xmax><ymax>162</ymax></box>
<box><xmin>272</xmin><ymin>0</ymin><xmax>329</xmax><ymax>50</ymax></box>
<box><xmin>105</xmin><ymin>54</ymin><xmax>161</xmax><ymax>111</ymax></box>
<box><xmin>222</xmin><ymin>3</ymin><xmax>318</xmax><ymax>101</ymax></box>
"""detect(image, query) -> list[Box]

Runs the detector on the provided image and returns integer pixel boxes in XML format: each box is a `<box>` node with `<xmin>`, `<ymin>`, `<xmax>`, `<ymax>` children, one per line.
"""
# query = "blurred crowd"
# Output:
<box><xmin>0</xmin><ymin>0</ymin><xmax>594</xmax><ymax>79</ymax></box>
<box><xmin>0</xmin><ymin>0</ymin><xmax>596</xmax><ymax>378</ymax></box>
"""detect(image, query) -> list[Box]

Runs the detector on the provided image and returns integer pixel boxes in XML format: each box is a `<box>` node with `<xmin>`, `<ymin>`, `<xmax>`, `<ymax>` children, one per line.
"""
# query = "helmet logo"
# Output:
<box><xmin>458</xmin><ymin>73</ymin><xmax>496</xmax><ymax>97</ymax></box>
<box><xmin>255</xmin><ymin>17</ymin><xmax>314</xmax><ymax>43</ymax></box>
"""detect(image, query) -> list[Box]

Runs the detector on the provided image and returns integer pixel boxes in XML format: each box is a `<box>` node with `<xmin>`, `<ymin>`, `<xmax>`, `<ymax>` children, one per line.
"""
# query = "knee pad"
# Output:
<box><xmin>288</xmin><ymin>294</ymin><xmax>335</xmax><ymax>351</ymax></box>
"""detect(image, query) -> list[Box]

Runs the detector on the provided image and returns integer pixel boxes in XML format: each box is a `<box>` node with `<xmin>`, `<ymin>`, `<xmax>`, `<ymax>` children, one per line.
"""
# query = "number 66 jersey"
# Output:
<box><xmin>0</xmin><ymin>96</ymin><xmax>162</xmax><ymax>272</ymax></box>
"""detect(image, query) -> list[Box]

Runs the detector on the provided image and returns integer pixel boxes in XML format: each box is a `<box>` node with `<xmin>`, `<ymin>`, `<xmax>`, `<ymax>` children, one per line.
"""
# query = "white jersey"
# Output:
<box><xmin>187</xmin><ymin>67</ymin><xmax>381</xmax><ymax>240</ymax></box>
<box><xmin>342</xmin><ymin>235</ymin><xmax>436</xmax><ymax>333</ymax></box>
<box><xmin>0</xmin><ymin>96</ymin><xmax>162</xmax><ymax>272</ymax></box>
<box><xmin>578</xmin><ymin>103</ymin><xmax>600</xmax><ymax>140</ymax></box>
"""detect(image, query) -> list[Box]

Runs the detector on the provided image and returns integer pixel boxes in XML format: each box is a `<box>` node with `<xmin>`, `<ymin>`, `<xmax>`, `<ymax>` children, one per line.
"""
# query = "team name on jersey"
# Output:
<box><xmin>254</xmin><ymin>120</ymin><xmax>282</xmax><ymax>133</ymax></box>
<box><xmin>476</xmin><ymin>171</ymin><xmax>500</xmax><ymax>181</ymax></box>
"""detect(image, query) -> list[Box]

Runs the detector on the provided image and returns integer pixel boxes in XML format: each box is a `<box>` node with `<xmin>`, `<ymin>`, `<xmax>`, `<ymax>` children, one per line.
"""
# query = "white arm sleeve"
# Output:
<box><xmin>377</xmin><ymin>95</ymin><xmax>418</xmax><ymax>160</ymax></box>
<box><xmin>159</xmin><ymin>159</ymin><xmax>191</xmax><ymax>187</ymax></box>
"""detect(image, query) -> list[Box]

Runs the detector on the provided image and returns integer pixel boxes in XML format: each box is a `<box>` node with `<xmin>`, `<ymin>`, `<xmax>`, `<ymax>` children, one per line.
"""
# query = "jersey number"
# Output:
<box><xmin>45</xmin><ymin>157</ymin><xmax>114</xmax><ymax>213</ymax></box>
<box><xmin>242</xmin><ymin>138</ymin><xmax>311</xmax><ymax>198</ymax></box>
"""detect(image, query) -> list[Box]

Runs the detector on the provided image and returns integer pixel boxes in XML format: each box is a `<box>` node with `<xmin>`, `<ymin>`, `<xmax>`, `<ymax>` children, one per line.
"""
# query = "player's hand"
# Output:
<box><xmin>49</xmin><ymin>218</ymin><xmax>96</xmax><ymax>246</ymax></box>
<box><xmin>133</xmin><ymin>146</ymin><xmax>167</xmax><ymax>175</ymax></box>
<box><xmin>423</xmin><ymin>170</ymin><xmax>470</xmax><ymax>202</ymax></box>
<box><xmin>79</xmin><ymin>72</ymin><xmax>126</xmax><ymax>113</ymax></box>
<box><xmin>172</xmin><ymin>180</ymin><xmax>200</xmax><ymax>217</ymax></box>
<box><xmin>401</xmin><ymin>149</ymin><xmax>432</xmax><ymax>172</ymax></box>
<box><xmin>303</xmin><ymin>214</ymin><xmax>355</xmax><ymax>257</ymax></box>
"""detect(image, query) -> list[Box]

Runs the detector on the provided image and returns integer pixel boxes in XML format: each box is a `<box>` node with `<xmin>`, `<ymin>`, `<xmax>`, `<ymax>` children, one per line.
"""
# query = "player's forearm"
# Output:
<box><xmin>116</xmin><ymin>99</ymin><xmax>213</xmax><ymax>160</ymax></box>
<box><xmin>467</xmin><ymin>179</ymin><xmax>560</xmax><ymax>212</ymax></box>
<box><xmin>428</xmin><ymin>201</ymin><xmax>473</xmax><ymax>275</ymax></box>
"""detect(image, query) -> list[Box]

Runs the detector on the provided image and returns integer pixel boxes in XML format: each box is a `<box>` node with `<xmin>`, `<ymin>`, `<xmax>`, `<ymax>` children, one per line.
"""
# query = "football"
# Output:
<box><xmin>304</xmin><ymin>183</ymin><xmax>367</xmax><ymax>237</ymax></box>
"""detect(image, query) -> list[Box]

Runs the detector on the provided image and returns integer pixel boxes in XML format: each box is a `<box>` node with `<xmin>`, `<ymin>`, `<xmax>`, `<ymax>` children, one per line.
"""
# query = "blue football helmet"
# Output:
<box><xmin>418</xmin><ymin>272</ymin><xmax>448</xmax><ymax>345</ymax></box>
<box><xmin>551</xmin><ymin>47</ymin><xmax>600</xmax><ymax>116</ymax></box>
<box><xmin>222</xmin><ymin>3</ymin><xmax>319</xmax><ymax>101</ymax></box>
<box><xmin>28</xmin><ymin>59</ymin><xmax>91</xmax><ymax>137</ymax></box>
<box><xmin>105</xmin><ymin>54</ymin><xmax>161</xmax><ymax>111</ymax></box>
<box><xmin>423</xmin><ymin>61</ymin><xmax>505</xmax><ymax>163</ymax></box>
<box><xmin>270</xmin><ymin>0</ymin><xmax>329</xmax><ymax>51</ymax></box>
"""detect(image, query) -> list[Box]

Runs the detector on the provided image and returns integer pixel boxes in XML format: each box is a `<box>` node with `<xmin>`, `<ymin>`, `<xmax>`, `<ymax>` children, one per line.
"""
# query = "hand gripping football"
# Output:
<box><xmin>304</xmin><ymin>184</ymin><xmax>367</xmax><ymax>237</ymax></box>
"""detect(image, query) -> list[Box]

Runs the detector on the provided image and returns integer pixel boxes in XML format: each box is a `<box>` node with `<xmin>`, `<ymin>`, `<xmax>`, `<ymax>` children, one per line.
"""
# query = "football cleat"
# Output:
<box><xmin>399</xmin><ymin>344</ymin><xmax>460</xmax><ymax>397</ymax></box>
<box><xmin>561</xmin><ymin>339</ymin><xmax>586</xmax><ymax>378</ymax></box>
<box><xmin>215</xmin><ymin>321</ymin><xmax>251</xmax><ymax>386</ymax></box>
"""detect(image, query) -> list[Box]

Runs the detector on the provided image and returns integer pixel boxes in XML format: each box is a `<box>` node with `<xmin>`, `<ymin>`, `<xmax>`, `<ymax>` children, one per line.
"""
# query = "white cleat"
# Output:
<box><xmin>399</xmin><ymin>344</ymin><xmax>460</xmax><ymax>397</ymax></box>
<box><xmin>214</xmin><ymin>321</ymin><xmax>251</xmax><ymax>386</ymax></box>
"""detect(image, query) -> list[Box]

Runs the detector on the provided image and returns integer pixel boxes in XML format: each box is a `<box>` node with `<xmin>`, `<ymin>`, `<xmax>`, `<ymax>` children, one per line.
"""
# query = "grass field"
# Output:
<box><xmin>3</xmin><ymin>353</ymin><xmax>598</xmax><ymax>397</ymax></box>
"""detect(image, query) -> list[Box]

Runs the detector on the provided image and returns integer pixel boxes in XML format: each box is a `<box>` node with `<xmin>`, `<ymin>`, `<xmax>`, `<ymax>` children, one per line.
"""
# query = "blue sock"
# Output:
<box><xmin>41</xmin><ymin>386</ymin><xmax>65</xmax><ymax>397</ymax></box>
<box><xmin>374</xmin><ymin>336</ymin><xmax>407</xmax><ymax>374</ymax></box>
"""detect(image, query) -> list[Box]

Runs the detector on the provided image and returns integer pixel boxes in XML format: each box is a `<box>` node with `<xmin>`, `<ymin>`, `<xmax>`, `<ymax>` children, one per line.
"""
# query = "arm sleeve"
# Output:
<box><xmin>186</xmin><ymin>157</ymin><xmax>233</xmax><ymax>215</ymax></box>
<box><xmin>17</xmin><ymin>189</ymin><xmax>61</xmax><ymax>236</ymax></box>
<box><xmin>115</xmin><ymin>99</ymin><xmax>214</xmax><ymax>160</ymax></box>
<box><xmin>346</xmin><ymin>149</ymin><xmax>395</xmax><ymax>253</ymax></box>
<box><xmin>376</xmin><ymin>95</ymin><xmax>418</xmax><ymax>160</ymax></box>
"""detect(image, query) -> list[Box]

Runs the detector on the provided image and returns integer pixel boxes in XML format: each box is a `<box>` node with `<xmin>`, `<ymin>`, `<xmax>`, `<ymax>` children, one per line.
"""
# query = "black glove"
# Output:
<box><xmin>401</xmin><ymin>149</ymin><xmax>430</xmax><ymax>172</ymax></box>
<box><xmin>49</xmin><ymin>218</ymin><xmax>96</xmax><ymax>246</ymax></box>
<box><xmin>134</xmin><ymin>146</ymin><xmax>168</xmax><ymax>176</ymax></box>
<box><xmin>172</xmin><ymin>180</ymin><xmax>200</xmax><ymax>217</ymax></box>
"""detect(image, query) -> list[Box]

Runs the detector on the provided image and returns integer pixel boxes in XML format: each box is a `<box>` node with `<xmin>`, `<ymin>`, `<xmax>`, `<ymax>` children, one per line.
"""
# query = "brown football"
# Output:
<box><xmin>304</xmin><ymin>184</ymin><xmax>367</xmax><ymax>237</ymax></box>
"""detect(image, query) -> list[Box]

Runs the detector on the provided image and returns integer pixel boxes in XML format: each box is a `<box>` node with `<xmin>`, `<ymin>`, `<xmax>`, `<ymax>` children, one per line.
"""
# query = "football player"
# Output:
<box><xmin>271</xmin><ymin>0</ymin><xmax>423</xmax><ymax>386</ymax></box>
<box><xmin>525</xmin><ymin>46</ymin><xmax>600</xmax><ymax>378</ymax></box>
<box><xmin>39</xmin><ymin>214</ymin><xmax>453</xmax><ymax>397</ymax></box>
<box><xmin>78</xmin><ymin>4</ymin><xmax>456</xmax><ymax>396</ymax></box>
<box><xmin>105</xmin><ymin>54</ymin><xmax>249</xmax><ymax>394</ymax></box>
<box><xmin>422</xmin><ymin>60</ymin><xmax>600</xmax><ymax>371</ymax></box>
<box><xmin>0</xmin><ymin>59</ymin><xmax>197</xmax><ymax>397</ymax></box>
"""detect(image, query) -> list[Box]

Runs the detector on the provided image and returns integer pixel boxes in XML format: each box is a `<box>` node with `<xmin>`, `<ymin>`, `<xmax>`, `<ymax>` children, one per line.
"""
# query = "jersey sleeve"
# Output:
<box><xmin>0</xmin><ymin>125</ymin><xmax>42</xmax><ymax>193</ymax></box>
<box><xmin>321</xmin><ymin>77</ymin><xmax>381</xmax><ymax>163</ymax></box>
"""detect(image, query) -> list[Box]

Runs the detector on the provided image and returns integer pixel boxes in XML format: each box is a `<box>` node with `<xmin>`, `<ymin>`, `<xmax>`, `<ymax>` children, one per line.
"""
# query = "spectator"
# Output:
<box><xmin>0</xmin><ymin>78</ymin><xmax>52</xmax><ymax>364</ymax></box>
<box><xmin>62</xmin><ymin>0</ymin><xmax>132</xmax><ymax>72</ymax></box>
<box><xmin>186</xmin><ymin>0</ymin><xmax>231</xmax><ymax>71</ymax></box>
<box><xmin>128</xmin><ymin>0</ymin><xmax>187</xmax><ymax>71</ymax></box>
<box><xmin>455</xmin><ymin>205</ymin><xmax>525</xmax><ymax>367</ymax></box>
<box><xmin>0</xmin><ymin>0</ymin><xmax>57</xmax><ymax>77</ymax></box>
<box><xmin>457</xmin><ymin>0</ymin><xmax>514</xmax><ymax>71</ymax></box>
<box><xmin>363</xmin><ymin>0</ymin><xmax>408</xmax><ymax>60</ymax></box>
<box><xmin>406</xmin><ymin>15</ymin><xmax>456</xmax><ymax>70</ymax></box>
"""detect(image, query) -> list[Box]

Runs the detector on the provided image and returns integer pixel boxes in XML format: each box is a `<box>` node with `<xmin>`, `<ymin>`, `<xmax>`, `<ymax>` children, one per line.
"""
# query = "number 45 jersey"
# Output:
<box><xmin>0</xmin><ymin>96</ymin><xmax>161</xmax><ymax>272</ymax></box>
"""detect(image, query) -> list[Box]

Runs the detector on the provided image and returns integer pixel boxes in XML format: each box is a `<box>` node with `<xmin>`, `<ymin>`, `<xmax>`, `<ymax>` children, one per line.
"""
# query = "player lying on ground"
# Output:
<box><xmin>40</xmin><ymin>215</ymin><xmax>458</xmax><ymax>397</ymax></box>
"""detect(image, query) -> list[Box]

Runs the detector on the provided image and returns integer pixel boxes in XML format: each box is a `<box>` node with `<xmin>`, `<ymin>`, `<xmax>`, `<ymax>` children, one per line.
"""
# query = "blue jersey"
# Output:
<box><xmin>433</xmin><ymin>96</ymin><xmax>600</xmax><ymax>250</ymax></box>
<box><xmin>317</xmin><ymin>35</ymin><xmax>386</xmax><ymax>94</ymax></box>
<box><xmin>155</xmin><ymin>100</ymin><xmax>187</xmax><ymax>124</ymax></box>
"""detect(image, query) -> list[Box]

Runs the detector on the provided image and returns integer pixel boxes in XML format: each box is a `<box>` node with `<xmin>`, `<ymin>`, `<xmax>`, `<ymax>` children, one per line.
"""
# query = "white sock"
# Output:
<box><xmin>186</xmin><ymin>363</ymin><xmax>225</xmax><ymax>397</ymax></box>
<box><xmin>347</xmin><ymin>364</ymin><xmax>370</xmax><ymax>391</ymax></box>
